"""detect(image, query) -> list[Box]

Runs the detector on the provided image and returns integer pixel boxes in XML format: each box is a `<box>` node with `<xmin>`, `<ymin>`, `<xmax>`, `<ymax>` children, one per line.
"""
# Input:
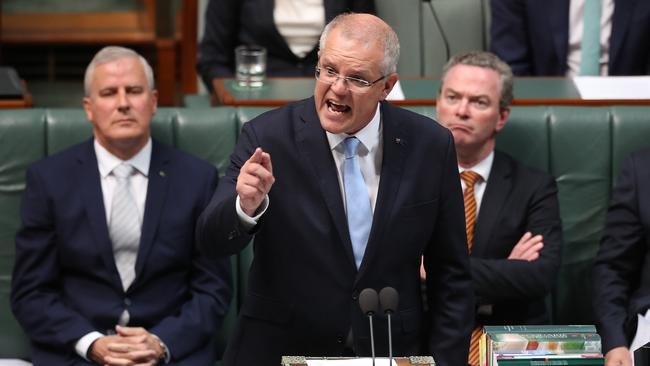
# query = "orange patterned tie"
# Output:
<box><xmin>460</xmin><ymin>170</ymin><xmax>482</xmax><ymax>366</ymax></box>
<box><xmin>460</xmin><ymin>170</ymin><xmax>481</xmax><ymax>252</ymax></box>
<box><xmin>468</xmin><ymin>325</ymin><xmax>483</xmax><ymax>366</ymax></box>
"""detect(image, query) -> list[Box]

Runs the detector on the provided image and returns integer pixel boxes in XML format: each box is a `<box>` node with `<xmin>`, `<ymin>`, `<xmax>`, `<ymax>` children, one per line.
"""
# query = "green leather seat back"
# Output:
<box><xmin>0</xmin><ymin>109</ymin><xmax>43</xmax><ymax>359</ymax></box>
<box><xmin>611</xmin><ymin>106</ymin><xmax>650</xmax><ymax>182</ymax></box>
<box><xmin>549</xmin><ymin>107</ymin><xmax>612</xmax><ymax>323</ymax></box>
<box><xmin>497</xmin><ymin>106</ymin><xmax>550</xmax><ymax>172</ymax></box>
<box><xmin>174</xmin><ymin>107</ymin><xmax>238</xmax><ymax>176</ymax></box>
<box><xmin>150</xmin><ymin>108</ymin><xmax>176</xmax><ymax>147</ymax></box>
<box><xmin>46</xmin><ymin>108</ymin><xmax>93</xmax><ymax>154</ymax></box>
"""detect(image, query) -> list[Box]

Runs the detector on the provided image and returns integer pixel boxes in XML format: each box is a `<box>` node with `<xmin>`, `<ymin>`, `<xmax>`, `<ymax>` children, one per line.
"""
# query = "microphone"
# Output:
<box><xmin>359</xmin><ymin>288</ymin><xmax>379</xmax><ymax>366</ymax></box>
<box><xmin>379</xmin><ymin>287</ymin><xmax>399</xmax><ymax>366</ymax></box>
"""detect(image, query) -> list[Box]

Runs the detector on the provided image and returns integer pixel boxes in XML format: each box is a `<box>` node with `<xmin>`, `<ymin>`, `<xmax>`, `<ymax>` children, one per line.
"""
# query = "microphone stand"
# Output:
<box><xmin>369</xmin><ymin>312</ymin><xmax>376</xmax><ymax>366</ymax></box>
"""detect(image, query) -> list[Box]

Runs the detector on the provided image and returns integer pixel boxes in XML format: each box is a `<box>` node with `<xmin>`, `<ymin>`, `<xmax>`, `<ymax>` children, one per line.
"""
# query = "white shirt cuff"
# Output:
<box><xmin>75</xmin><ymin>331</ymin><xmax>104</xmax><ymax>361</ymax></box>
<box><xmin>235</xmin><ymin>195</ymin><xmax>269</xmax><ymax>230</ymax></box>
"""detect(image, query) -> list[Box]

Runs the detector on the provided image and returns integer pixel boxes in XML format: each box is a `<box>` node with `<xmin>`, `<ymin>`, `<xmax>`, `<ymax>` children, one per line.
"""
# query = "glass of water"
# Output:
<box><xmin>235</xmin><ymin>45</ymin><xmax>267</xmax><ymax>87</ymax></box>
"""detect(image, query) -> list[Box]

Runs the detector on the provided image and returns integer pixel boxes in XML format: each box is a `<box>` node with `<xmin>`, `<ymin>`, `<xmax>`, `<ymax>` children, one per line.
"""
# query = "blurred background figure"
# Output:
<box><xmin>489</xmin><ymin>0</ymin><xmax>650</xmax><ymax>76</ymax></box>
<box><xmin>196</xmin><ymin>0</ymin><xmax>375</xmax><ymax>95</ymax></box>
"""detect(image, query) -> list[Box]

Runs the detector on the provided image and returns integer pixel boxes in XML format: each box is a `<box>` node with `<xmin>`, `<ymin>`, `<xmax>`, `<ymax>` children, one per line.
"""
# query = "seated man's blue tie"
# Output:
<box><xmin>343</xmin><ymin>137</ymin><xmax>373</xmax><ymax>269</ymax></box>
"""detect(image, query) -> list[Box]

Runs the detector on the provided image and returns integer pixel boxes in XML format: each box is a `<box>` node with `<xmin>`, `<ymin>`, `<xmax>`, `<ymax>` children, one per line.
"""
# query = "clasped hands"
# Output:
<box><xmin>89</xmin><ymin>325</ymin><xmax>164</xmax><ymax>366</ymax></box>
<box><xmin>237</xmin><ymin>147</ymin><xmax>275</xmax><ymax>217</ymax></box>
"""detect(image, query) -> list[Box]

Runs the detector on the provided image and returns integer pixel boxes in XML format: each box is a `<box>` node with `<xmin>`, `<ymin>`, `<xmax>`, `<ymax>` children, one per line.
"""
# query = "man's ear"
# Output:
<box><xmin>82</xmin><ymin>97</ymin><xmax>93</xmax><ymax>122</ymax></box>
<box><xmin>495</xmin><ymin>107</ymin><xmax>510</xmax><ymax>133</ymax></box>
<box><xmin>151</xmin><ymin>89</ymin><xmax>158</xmax><ymax>115</ymax></box>
<box><xmin>381</xmin><ymin>73</ymin><xmax>399</xmax><ymax>100</ymax></box>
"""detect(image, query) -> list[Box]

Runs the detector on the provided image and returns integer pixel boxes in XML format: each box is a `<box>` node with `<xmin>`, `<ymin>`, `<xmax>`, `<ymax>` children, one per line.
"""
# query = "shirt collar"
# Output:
<box><xmin>95</xmin><ymin>138</ymin><xmax>152</xmax><ymax>178</ymax></box>
<box><xmin>459</xmin><ymin>150</ymin><xmax>494</xmax><ymax>182</ymax></box>
<box><xmin>326</xmin><ymin>103</ymin><xmax>382</xmax><ymax>154</ymax></box>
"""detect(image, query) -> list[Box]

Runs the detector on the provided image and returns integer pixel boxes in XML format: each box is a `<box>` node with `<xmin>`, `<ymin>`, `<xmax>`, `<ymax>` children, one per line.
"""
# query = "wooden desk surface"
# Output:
<box><xmin>213</xmin><ymin>77</ymin><xmax>650</xmax><ymax>107</ymax></box>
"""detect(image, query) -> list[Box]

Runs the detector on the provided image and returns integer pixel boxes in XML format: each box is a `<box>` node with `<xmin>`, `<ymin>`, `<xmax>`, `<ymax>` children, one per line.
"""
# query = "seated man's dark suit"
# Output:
<box><xmin>490</xmin><ymin>0</ymin><xmax>650</xmax><ymax>76</ymax></box>
<box><xmin>593</xmin><ymin>148</ymin><xmax>650</xmax><ymax>354</ymax></box>
<box><xmin>197</xmin><ymin>0</ymin><xmax>375</xmax><ymax>90</ymax></box>
<box><xmin>471</xmin><ymin>151</ymin><xmax>562</xmax><ymax>325</ymax></box>
<box><xmin>197</xmin><ymin>97</ymin><xmax>474</xmax><ymax>366</ymax></box>
<box><xmin>11</xmin><ymin>139</ymin><xmax>232</xmax><ymax>365</ymax></box>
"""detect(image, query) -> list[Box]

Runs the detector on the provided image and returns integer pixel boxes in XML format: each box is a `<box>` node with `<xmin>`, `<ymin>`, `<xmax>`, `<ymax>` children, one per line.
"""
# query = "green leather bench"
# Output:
<box><xmin>1</xmin><ymin>105</ymin><xmax>649</xmax><ymax>361</ymax></box>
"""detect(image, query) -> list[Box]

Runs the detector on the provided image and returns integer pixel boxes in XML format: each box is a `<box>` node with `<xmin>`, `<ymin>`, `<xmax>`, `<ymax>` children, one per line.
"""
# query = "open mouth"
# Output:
<box><xmin>327</xmin><ymin>100</ymin><xmax>351</xmax><ymax>114</ymax></box>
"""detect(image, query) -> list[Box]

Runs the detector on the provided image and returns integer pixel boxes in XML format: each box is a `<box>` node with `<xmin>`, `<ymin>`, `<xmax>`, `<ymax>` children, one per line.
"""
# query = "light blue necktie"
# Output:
<box><xmin>343</xmin><ymin>137</ymin><xmax>373</xmax><ymax>269</ymax></box>
<box><xmin>580</xmin><ymin>0</ymin><xmax>602</xmax><ymax>75</ymax></box>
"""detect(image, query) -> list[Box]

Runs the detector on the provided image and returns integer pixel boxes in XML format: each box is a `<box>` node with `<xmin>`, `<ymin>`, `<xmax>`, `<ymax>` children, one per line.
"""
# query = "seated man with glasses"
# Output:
<box><xmin>197</xmin><ymin>12</ymin><xmax>473</xmax><ymax>366</ymax></box>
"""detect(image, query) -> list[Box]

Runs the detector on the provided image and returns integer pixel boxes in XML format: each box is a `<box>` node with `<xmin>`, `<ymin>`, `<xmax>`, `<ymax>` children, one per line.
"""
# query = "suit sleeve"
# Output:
<box><xmin>423</xmin><ymin>131</ymin><xmax>475</xmax><ymax>366</ymax></box>
<box><xmin>489</xmin><ymin>0</ymin><xmax>533</xmax><ymax>76</ymax></box>
<box><xmin>593</xmin><ymin>154</ymin><xmax>646</xmax><ymax>353</ymax></box>
<box><xmin>196</xmin><ymin>121</ymin><xmax>259</xmax><ymax>258</ymax></box>
<box><xmin>11</xmin><ymin>167</ymin><xmax>97</xmax><ymax>347</ymax></box>
<box><xmin>470</xmin><ymin>174</ymin><xmax>562</xmax><ymax>302</ymax></box>
<box><xmin>197</xmin><ymin>0</ymin><xmax>240</xmax><ymax>90</ymax></box>
<box><xmin>150</xmin><ymin>166</ymin><xmax>233</xmax><ymax>360</ymax></box>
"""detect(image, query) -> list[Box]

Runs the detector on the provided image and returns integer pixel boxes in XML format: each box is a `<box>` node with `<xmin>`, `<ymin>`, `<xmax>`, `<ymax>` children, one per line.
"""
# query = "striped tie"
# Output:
<box><xmin>468</xmin><ymin>326</ymin><xmax>483</xmax><ymax>366</ymax></box>
<box><xmin>460</xmin><ymin>170</ymin><xmax>481</xmax><ymax>251</ymax></box>
<box><xmin>109</xmin><ymin>163</ymin><xmax>141</xmax><ymax>293</ymax></box>
<box><xmin>461</xmin><ymin>170</ymin><xmax>482</xmax><ymax>366</ymax></box>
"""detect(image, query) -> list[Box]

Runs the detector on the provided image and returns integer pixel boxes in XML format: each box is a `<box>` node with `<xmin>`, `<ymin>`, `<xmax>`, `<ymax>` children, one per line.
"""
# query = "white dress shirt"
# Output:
<box><xmin>458</xmin><ymin>151</ymin><xmax>494</xmax><ymax>218</ymax></box>
<box><xmin>274</xmin><ymin>0</ymin><xmax>325</xmax><ymax>58</ymax></box>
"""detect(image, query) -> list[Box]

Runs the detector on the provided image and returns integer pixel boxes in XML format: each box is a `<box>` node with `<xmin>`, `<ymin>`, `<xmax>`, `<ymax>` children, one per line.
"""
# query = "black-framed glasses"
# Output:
<box><xmin>315</xmin><ymin>66</ymin><xmax>387</xmax><ymax>93</ymax></box>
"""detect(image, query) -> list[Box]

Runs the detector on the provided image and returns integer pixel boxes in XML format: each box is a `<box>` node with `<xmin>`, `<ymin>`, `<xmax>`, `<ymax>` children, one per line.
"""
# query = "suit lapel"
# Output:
<box><xmin>78</xmin><ymin>140</ymin><xmax>124</xmax><ymax>289</ymax></box>
<box><xmin>609</xmin><ymin>0</ymin><xmax>635</xmax><ymax>71</ymax></box>
<box><xmin>133</xmin><ymin>140</ymin><xmax>171</xmax><ymax>286</ymax></box>
<box><xmin>473</xmin><ymin>152</ymin><xmax>512</xmax><ymax>257</ymax></box>
<box><xmin>356</xmin><ymin>102</ymin><xmax>408</xmax><ymax>278</ymax></box>
<box><xmin>295</xmin><ymin>99</ymin><xmax>356</xmax><ymax>268</ymax></box>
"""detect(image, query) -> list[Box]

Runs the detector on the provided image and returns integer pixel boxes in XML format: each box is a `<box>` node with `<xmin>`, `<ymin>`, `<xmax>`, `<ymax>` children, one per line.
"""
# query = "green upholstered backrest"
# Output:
<box><xmin>0</xmin><ymin>109</ymin><xmax>43</xmax><ymax>359</ymax></box>
<box><xmin>2</xmin><ymin>105</ymin><xmax>650</xmax><ymax>361</ymax></box>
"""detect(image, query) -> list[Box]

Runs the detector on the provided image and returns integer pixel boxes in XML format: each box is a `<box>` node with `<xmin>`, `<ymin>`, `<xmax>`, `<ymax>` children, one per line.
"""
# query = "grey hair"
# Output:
<box><xmin>440</xmin><ymin>51</ymin><xmax>513</xmax><ymax>111</ymax></box>
<box><xmin>84</xmin><ymin>46</ymin><xmax>155</xmax><ymax>96</ymax></box>
<box><xmin>318</xmin><ymin>13</ymin><xmax>400</xmax><ymax>75</ymax></box>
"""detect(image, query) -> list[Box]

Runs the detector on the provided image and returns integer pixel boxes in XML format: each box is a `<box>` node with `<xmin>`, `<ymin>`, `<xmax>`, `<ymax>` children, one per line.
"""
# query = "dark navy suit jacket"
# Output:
<box><xmin>594</xmin><ymin>148</ymin><xmax>650</xmax><ymax>353</ymax></box>
<box><xmin>471</xmin><ymin>151</ymin><xmax>562</xmax><ymax>326</ymax></box>
<box><xmin>197</xmin><ymin>98</ymin><xmax>474</xmax><ymax>366</ymax></box>
<box><xmin>11</xmin><ymin>139</ymin><xmax>232</xmax><ymax>365</ymax></box>
<box><xmin>197</xmin><ymin>0</ymin><xmax>375</xmax><ymax>90</ymax></box>
<box><xmin>490</xmin><ymin>0</ymin><xmax>650</xmax><ymax>76</ymax></box>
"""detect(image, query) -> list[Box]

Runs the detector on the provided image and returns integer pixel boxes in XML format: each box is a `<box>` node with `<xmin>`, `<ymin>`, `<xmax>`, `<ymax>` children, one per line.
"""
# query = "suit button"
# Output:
<box><xmin>228</xmin><ymin>230</ymin><xmax>238</xmax><ymax>240</ymax></box>
<box><xmin>124</xmin><ymin>298</ymin><xmax>131</xmax><ymax>306</ymax></box>
<box><xmin>336</xmin><ymin>335</ymin><xmax>344</xmax><ymax>343</ymax></box>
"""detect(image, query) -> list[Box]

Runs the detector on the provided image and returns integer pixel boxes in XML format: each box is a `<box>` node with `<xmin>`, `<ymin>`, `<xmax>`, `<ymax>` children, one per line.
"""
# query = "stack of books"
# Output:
<box><xmin>480</xmin><ymin>325</ymin><xmax>605</xmax><ymax>366</ymax></box>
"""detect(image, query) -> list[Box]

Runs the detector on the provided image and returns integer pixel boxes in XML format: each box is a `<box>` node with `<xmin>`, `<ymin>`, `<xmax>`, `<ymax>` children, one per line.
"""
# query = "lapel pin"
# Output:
<box><xmin>159</xmin><ymin>171</ymin><xmax>166</xmax><ymax>177</ymax></box>
<box><xmin>395</xmin><ymin>138</ymin><xmax>402</xmax><ymax>145</ymax></box>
